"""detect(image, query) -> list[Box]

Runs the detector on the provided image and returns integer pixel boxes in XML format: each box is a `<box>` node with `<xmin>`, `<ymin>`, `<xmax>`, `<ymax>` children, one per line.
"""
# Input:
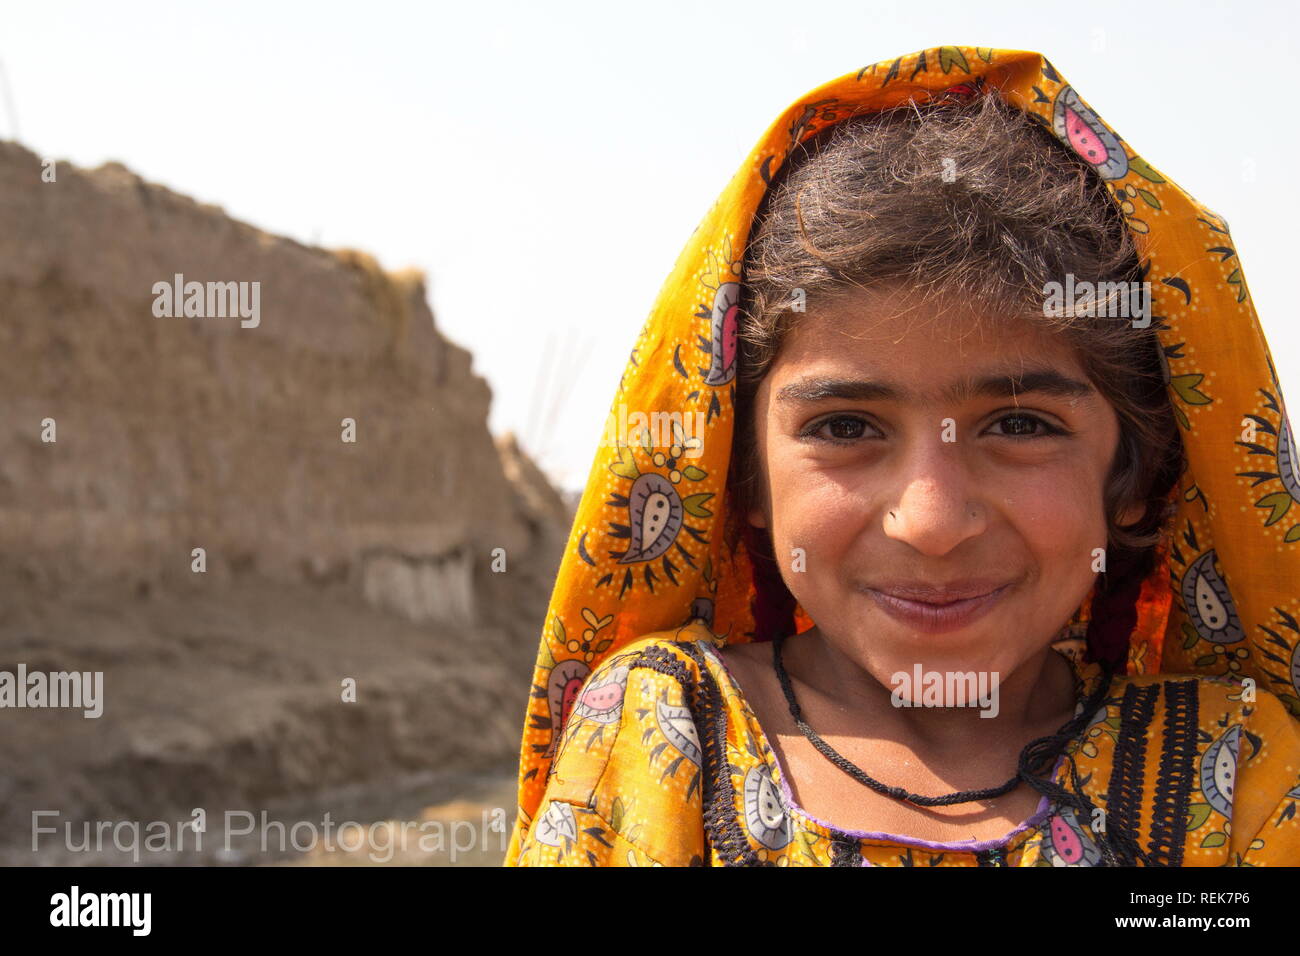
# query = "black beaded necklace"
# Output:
<box><xmin>771</xmin><ymin>630</ymin><xmax>1107</xmax><ymax>809</ymax></box>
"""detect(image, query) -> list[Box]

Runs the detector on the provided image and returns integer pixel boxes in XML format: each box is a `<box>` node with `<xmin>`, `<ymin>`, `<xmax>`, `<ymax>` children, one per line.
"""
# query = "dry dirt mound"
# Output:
<box><xmin>0</xmin><ymin>142</ymin><xmax>573</xmax><ymax>863</ymax></box>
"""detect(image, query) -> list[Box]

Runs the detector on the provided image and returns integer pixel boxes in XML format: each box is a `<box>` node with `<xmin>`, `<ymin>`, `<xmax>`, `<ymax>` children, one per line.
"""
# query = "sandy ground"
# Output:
<box><xmin>276</xmin><ymin>771</ymin><xmax>518</xmax><ymax>867</ymax></box>
<box><xmin>0</xmin><ymin>568</ymin><xmax>535</xmax><ymax>866</ymax></box>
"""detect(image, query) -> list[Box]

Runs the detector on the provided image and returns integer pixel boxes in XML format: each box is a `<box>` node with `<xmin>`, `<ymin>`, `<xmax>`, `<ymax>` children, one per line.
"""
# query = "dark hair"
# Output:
<box><xmin>725</xmin><ymin>89</ymin><xmax>1184</xmax><ymax>865</ymax></box>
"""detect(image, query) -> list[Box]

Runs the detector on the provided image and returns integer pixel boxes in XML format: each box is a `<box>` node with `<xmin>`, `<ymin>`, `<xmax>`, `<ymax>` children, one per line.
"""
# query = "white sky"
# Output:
<box><xmin>7</xmin><ymin>0</ymin><xmax>1297</xmax><ymax>494</ymax></box>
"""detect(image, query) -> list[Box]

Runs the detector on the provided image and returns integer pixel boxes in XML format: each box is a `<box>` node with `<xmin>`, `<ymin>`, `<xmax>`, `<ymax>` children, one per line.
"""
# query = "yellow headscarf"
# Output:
<box><xmin>505</xmin><ymin>46</ymin><xmax>1300</xmax><ymax>862</ymax></box>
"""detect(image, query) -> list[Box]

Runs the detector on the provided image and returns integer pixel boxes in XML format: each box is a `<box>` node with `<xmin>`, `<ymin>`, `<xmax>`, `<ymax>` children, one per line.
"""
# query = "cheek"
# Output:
<box><xmin>764</xmin><ymin>465</ymin><xmax>867</xmax><ymax>563</ymax></box>
<box><xmin>1004</xmin><ymin>459</ymin><xmax>1111</xmax><ymax>554</ymax></box>
<box><xmin>753</xmin><ymin>437</ymin><xmax>863</xmax><ymax>599</ymax></box>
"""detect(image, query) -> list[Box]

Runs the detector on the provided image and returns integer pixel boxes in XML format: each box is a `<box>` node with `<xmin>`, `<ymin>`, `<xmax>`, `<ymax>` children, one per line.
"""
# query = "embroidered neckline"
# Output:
<box><xmin>701</xmin><ymin>633</ymin><xmax>1103</xmax><ymax>856</ymax></box>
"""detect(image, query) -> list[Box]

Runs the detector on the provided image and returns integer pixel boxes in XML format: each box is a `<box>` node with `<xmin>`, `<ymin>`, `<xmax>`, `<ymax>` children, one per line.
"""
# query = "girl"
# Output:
<box><xmin>504</xmin><ymin>47</ymin><xmax>1300</xmax><ymax>866</ymax></box>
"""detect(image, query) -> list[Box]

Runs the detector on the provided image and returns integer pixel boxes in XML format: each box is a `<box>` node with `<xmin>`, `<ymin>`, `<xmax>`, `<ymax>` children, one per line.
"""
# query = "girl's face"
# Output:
<box><xmin>746</xmin><ymin>283</ymin><xmax>1145</xmax><ymax>686</ymax></box>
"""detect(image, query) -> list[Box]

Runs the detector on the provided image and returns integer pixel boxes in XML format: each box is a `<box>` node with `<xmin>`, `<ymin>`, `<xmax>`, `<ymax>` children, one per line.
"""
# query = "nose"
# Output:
<box><xmin>883</xmin><ymin>445</ymin><xmax>988</xmax><ymax>556</ymax></box>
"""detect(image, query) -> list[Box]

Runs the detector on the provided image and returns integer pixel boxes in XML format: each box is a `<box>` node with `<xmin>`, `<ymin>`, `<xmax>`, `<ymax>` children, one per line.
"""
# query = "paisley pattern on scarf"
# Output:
<box><xmin>504</xmin><ymin>46</ymin><xmax>1300</xmax><ymax>866</ymax></box>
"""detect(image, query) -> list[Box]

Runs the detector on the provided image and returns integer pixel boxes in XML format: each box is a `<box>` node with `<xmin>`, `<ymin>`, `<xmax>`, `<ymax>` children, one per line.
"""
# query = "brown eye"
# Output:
<box><xmin>828</xmin><ymin>418</ymin><xmax>865</xmax><ymax>440</ymax></box>
<box><xmin>988</xmin><ymin>413</ymin><xmax>1063</xmax><ymax>438</ymax></box>
<box><xmin>805</xmin><ymin>415</ymin><xmax>875</xmax><ymax>444</ymax></box>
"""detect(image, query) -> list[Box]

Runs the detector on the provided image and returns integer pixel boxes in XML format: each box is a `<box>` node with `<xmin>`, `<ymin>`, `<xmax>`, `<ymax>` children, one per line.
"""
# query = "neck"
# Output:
<box><xmin>790</xmin><ymin>627</ymin><xmax>1078</xmax><ymax>760</ymax></box>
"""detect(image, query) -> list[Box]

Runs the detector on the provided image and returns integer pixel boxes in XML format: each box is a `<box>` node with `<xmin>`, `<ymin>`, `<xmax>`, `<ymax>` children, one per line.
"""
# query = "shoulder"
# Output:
<box><xmin>1088</xmin><ymin>667</ymin><xmax>1298</xmax><ymax>769</ymax></box>
<box><xmin>546</xmin><ymin>622</ymin><xmax>769</xmax><ymax>786</ymax></box>
<box><xmin>528</xmin><ymin>625</ymin><xmax>725</xmax><ymax>865</ymax></box>
<box><xmin>1079</xmin><ymin>669</ymin><xmax>1300</xmax><ymax>864</ymax></box>
<box><xmin>579</xmin><ymin>623</ymin><xmax>731</xmax><ymax>694</ymax></box>
<box><xmin>545</xmin><ymin>625</ymin><xmax>723</xmax><ymax>790</ymax></box>
<box><xmin>1098</xmin><ymin>668</ymin><xmax>1297</xmax><ymax>737</ymax></box>
<box><xmin>715</xmin><ymin>634</ymin><xmax>770</xmax><ymax>673</ymax></box>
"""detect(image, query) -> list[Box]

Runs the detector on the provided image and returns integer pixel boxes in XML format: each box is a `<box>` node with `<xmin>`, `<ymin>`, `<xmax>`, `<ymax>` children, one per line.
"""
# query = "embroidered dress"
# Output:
<box><xmin>513</xmin><ymin>624</ymin><xmax>1300</xmax><ymax>866</ymax></box>
<box><xmin>504</xmin><ymin>46</ymin><xmax>1300</xmax><ymax>866</ymax></box>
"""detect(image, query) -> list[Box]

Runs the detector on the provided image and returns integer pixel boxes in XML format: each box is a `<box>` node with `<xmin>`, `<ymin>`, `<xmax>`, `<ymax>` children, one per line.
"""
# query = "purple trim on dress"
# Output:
<box><xmin>772</xmin><ymin>745</ymin><xmax>1065</xmax><ymax>852</ymax></box>
<box><xmin>707</xmin><ymin>637</ymin><xmax>1069</xmax><ymax>854</ymax></box>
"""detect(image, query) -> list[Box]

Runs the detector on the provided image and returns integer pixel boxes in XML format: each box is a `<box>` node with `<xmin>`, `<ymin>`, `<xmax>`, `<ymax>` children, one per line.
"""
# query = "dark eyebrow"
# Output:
<box><xmin>775</xmin><ymin>367</ymin><xmax>1095</xmax><ymax>405</ymax></box>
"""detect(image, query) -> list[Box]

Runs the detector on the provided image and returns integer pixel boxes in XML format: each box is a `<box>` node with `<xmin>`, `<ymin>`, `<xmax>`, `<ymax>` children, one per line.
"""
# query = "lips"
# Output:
<box><xmin>861</xmin><ymin>580</ymin><xmax>1013</xmax><ymax>634</ymax></box>
<box><xmin>869</xmin><ymin>580</ymin><xmax>1012</xmax><ymax>604</ymax></box>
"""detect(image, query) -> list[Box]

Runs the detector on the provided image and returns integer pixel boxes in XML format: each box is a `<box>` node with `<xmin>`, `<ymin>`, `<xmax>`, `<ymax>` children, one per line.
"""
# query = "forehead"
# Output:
<box><xmin>768</xmin><ymin>285</ymin><xmax>1090</xmax><ymax>402</ymax></box>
